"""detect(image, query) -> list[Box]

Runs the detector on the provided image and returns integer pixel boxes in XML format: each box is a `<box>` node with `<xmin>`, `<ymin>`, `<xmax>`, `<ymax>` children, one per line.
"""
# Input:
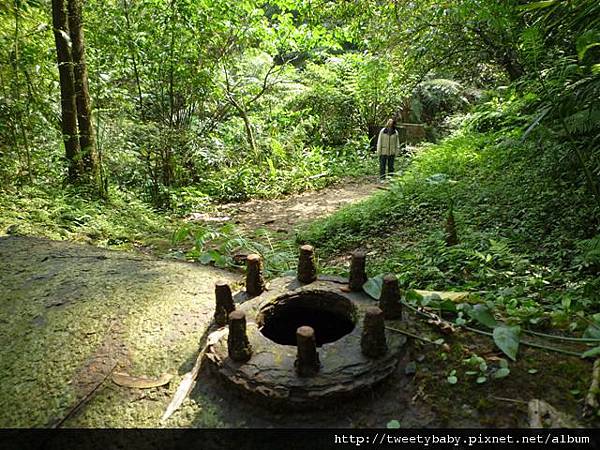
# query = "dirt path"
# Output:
<box><xmin>208</xmin><ymin>177</ymin><xmax>382</xmax><ymax>235</ymax></box>
<box><xmin>0</xmin><ymin>181</ymin><xmax>593</xmax><ymax>428</ymax></box>
<box><xmin>0</xmin><ymin>178</ymin><xmax>396</xmax><ymax>428</ymax></box>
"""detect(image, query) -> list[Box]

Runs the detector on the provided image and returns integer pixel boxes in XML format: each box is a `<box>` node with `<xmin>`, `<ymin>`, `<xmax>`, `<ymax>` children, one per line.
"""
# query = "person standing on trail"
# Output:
<box><xmin>376</xmin><ymin>118</ymin><xmax>402</xmax><ymax>181</ymax></box>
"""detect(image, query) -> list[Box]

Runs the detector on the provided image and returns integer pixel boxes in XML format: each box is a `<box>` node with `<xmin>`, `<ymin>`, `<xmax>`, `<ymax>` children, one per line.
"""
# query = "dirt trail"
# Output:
<box><xmin>0</xmin><ymin>179</ymin><xmax>592</xmax><ymax>429</ymax></box>
<box><xmin>212</xmin><ymin>177</ymin><xmax>382</xmax><ymax>235</ymax></box>
<box><xmin>0</xmin><ymin>178</ymin><xmax>394</xmax><ymax>428</ymax></box>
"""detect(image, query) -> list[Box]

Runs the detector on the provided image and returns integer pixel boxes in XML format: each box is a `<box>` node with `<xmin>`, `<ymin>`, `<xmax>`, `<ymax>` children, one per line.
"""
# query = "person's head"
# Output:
<box><xmin>386</xmin><ymin>118</ymin><xmax>395</xmax><ymax>128</ymax></box>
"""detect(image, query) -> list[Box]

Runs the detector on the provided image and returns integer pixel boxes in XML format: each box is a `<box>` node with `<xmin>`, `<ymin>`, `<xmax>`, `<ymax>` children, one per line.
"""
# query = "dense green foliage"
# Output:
<box><xmin>299</xmin><ymin>91</ymin><xmax>599</xmax><ymax>330</ymax></box>
<box><xmin>1</xmin><ymin>0</ymin><xmax>598</xmax><ymax>322</ymax></box>
<box><xmin>1</xmin><ymin>0</ymin><xmax>600</xmax><ymax>431</ymax></box>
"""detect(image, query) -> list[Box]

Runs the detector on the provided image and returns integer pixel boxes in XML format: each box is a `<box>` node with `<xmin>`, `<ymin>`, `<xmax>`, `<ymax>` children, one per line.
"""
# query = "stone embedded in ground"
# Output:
<box><xmin>295</xmin><ymin>325</ymin><xmax>320</xmax><ymax>377</ymax></box>
<box><xmin>214</xmin><ymin>280</ymin><xmax>235</xmax><ymax>326</ymax></box>
<box><xmin>379</xmin><ymin>274</ymin><xmax>402</xmax><ymax>320</ymax></box>
<box><xmin>227</xmin><ymin>310</ymin><xmax>252</xmax><ymax>362</ymax></box>
<box><xmin>245</xmin><ymin>253</ymin><xmax>265</xmax><ymax>297</ymax></box>
<box><xmin>349</xmin><ymin>251</ymin><xmax>367</xmax><ymax>291</ymax></box>
<box><xmin>361</xmin><ymin>306</ymin><xmax>387</xmax><ymax>358</ymax></box>
<box><xmin>297</xmin><ymin>245</ymin><xmax>317</xmax><ymax>284</ymax></box>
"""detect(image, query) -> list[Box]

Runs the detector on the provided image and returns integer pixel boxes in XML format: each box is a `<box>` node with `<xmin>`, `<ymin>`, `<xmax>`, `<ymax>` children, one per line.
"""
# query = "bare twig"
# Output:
<box><xmin>401</xmin><ymin>300</ymin><xmax>583</xmax><ymax>357</ymax></box>
<box><xmin>385</xmin><ymin>325</ymin><xmax>442</xmax><ymax>345</ymax></box>
<box><xmin>524</xmin><ymin>329</ymin><xmax>600</xmax><ymax>343</ymax></box>
<box><xmin>160</xmin><ymin>345</ymin><xmax>207</xmax><ymax>423</ymax></box>
<box><xmin>52</xmin><ymin>361</ymin><xmax>118</xmax><ymax>428</ymax></box>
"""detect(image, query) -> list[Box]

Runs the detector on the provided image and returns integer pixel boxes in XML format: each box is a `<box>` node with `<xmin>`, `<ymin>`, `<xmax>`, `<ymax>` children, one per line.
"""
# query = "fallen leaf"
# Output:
<box><xmin>112</xmin><ymin>372</ymin><xmax>173</xmax><ymax>389</ymax></box>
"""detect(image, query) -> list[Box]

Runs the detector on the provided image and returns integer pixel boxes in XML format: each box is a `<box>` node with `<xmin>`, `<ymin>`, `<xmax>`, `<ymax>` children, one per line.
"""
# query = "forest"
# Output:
<box><xmin>0</xmin><ymin>0</ymin><xmax>599</xmax><ymax>436</ymax></box>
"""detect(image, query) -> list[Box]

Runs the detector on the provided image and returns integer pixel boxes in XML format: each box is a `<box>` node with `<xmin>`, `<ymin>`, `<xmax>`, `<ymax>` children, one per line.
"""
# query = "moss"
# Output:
<box><xmin>0</xmin><ymin>236</ymin><xmax>238</xmax><ymax>428</ymax></box>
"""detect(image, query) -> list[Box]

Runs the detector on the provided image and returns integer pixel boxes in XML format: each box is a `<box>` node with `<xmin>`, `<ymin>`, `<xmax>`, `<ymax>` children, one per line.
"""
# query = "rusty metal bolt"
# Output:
<box><xmin>227</xmin><ymin>310</ymin><xmax>252</xmax><ymax>362</ymax></box>
<box><xmin>297</xmin><ymin>245</ymin><xmax>317</xmax><ymax>284</ymax></box>
<box><xmin>349</xmin><ymin>251</ymin><xmax>367</xmax><ymax>291</ymax></box>
<box><xmin>361</xmin><ymin>306</ymin><xmax>388</xmax><ymax>358</ymax></box>
<box><xmin>295</xmin><ymin>326</ymin><xmax>320</xmax><ymax>377</ymax></box>
<box><xmin>379</xmin><ymin>274</ymin><xmax>403</xmax><ymax>320</ymax></box>
<box><xmin>214</xmin><ymin>280</ymin><xmax>235</xmax><ymax>327</ymax></box>
<box><xmin>245</xmin><ymin>253</ymin><xmax>265</xmax><ymax>297</ymax></box>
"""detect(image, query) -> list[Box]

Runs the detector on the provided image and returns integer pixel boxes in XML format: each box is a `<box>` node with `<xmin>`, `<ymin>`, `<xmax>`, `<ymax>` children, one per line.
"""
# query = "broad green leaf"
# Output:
<box><xmin>199</xmin><ymin>252</ymin><xmax>214</xmax><ymax>264</ymax></box>
<box><xmin>582</xmin><ymin>346</ymin><xmax>600</xmax><ymax>359</ymax></box>
<box><xmin>447</xmin><ymin>375</ymin><xmax>458</xmax><ymax>384</ymax></box>
<box><xmin>439</xmin><ymin>299</ymin><xmax>457</xmax><ymax>313</ymax></box>
<box><xmin>476</xmin><ymin>376</ymin><xmax>487</xmax><ymax>384</ymax></box>
<box><xmin>493</xmin><ymin>368</ymin><xmax>510</xmax><ymax>379</ymax></box>
<box><xmin>405</xmin><ymin>289</ymin><xmax>423</xmax><ymax>303</ymax></box>
<box><xmin>386</xmin><ymin>420</ymin><xmax>401</xmax><ymax>429</ymax></box>
<box><xmin>583</xmin><ymin>324</ymin><xmax>600</xmax><ymax>340</ymax></box>
<box><xmin>363</xmin><ymin>275</ymin><xmax>384</xmax><ymax>300</ymax></box>
<box><xmin>493</xmin><ymin>326</ymin><xmax>520</xmax><ymax>361</ymax></box>
<box><xmin>467</xmin><ymin>304</ymin><xmax>497</xmax><ymax>329</ymax></box>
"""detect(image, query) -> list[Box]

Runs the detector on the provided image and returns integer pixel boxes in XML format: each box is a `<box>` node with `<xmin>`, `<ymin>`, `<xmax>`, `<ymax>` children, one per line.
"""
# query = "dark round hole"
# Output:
<box><xmin>257</xmin><ymin>291</ymin><xmax>356</xmax><ymax>347</ymax></box>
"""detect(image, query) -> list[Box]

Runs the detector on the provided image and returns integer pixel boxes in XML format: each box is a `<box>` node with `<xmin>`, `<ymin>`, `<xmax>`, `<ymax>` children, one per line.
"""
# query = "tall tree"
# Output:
<box><xmin>51</xmin><ymin>0</ymin><xmax>83</xmax><ymax>182</ymax></box>
<box><xmin>67</xmin><ymin>0</ymin><xmax>103</xmax><ymax>195</ymax></box>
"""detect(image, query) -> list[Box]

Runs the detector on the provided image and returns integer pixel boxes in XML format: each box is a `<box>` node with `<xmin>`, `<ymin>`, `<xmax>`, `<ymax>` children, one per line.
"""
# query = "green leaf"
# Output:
<box><xmin>467</xmin><ymin>304</ymin><xmax>497</xmax><ymax>329</ymax></box>
<box><xmin>172</xmin><ymin>225</ymin><xmax>190</xmax><ymax>244</ymax></box>
<box><xmin>386</xmin><ymin>420</ymin><xmax>401</xmax><ymax>429</ymax></box>
<box><xmin>576</xmin><ymin>31</ymin><xmax>600</xmax><ymax>61</ymax></box>
<box><xmin>582</xmin><ymin>346</ymin><xmax>600</xmax><ymax>359</ymax></box>
<box><xmin>199</xmin><ymin>252</ymin><xmax>214</xmax><ymax>264</ymax></box>
<box><xmin>439</xmin><ymin>299</ymin><xmax>457</xmax><ymax>313</ymax></box>
<box><xmin>528</xmin><ymin>369</ymin><xmax>538</xmax><ymax>374</ymax></box>
<box><xmin>499</xmin><ymin>359</ymin><xmax>508</xmax><ymax>369</ymax></box>
<box><xmin>447</xmin><ymin>375</ymin><xmax>458</xmax><ymax>384</ymax></box>
<box><xmin>518</xmin><ymin>0</ymin><xmax>557</xmax><ymax>12</ymax></box>
<box><xmin>405</xmin><ymin>289</ymin><xmax>423</xmax><ymax>303</ymax></box>
<box><xmin>476</xmin><ymin>376</ymin><xmax>487</xmax><ymax>384</ymax></box>
<box><xmin>493</xmin><ymin>367</ymin><xmax>510</xmax><ymax>379</ymax></box>
<box><xmin>363</xmin><ymin>275</ymin><xmax>384</xmax><ymax>300</ymax></box>
<box><xmin>493</xmin><ymin>326</ymin><xmax>520</xmax><ymax>361</ymax></box>
<box><xmin>584</xmin><ymin>324</ymin><xmax>600</xmax><ymax>340</ymax></box>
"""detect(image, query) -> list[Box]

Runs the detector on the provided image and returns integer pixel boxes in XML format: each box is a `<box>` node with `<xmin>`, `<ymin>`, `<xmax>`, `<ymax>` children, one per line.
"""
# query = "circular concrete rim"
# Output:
<box><xmin>203</xmin><ymin>276</ymin><xmax>407</xmax><ymax>409</ymax></box>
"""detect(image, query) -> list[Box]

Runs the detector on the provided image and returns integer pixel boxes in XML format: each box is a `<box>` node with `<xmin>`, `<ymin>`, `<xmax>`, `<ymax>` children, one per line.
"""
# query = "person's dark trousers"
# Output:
<box><xmin>379</xmin><ymin>155</ymin><xmax>396</xmax><ymax>179</ymax></box>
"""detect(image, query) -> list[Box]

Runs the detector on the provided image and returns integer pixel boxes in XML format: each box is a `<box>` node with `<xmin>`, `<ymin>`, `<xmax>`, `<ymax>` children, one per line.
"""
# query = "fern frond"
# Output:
<box><xmin>563</xmin><ymin>108</ymin><xmax>600</xmax><ymax>134</ymax></box>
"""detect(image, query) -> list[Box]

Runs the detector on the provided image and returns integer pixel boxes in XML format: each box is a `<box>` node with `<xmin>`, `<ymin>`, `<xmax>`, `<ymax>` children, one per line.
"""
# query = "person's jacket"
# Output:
<box><xmin>376</xmin><ymin>127</ymin><xmax>402</xmax><ymax>156</ymax></box>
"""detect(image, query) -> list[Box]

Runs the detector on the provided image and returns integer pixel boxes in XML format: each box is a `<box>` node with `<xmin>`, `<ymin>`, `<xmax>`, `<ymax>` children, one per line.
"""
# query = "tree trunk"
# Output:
<box><xmin>68</xmin><ymin>0</ymin><xmax>105</xmax><ymax>196</ymax></box>
<box><xmin>51</xmin><ymin>0</ymin><xmax>83</xmax><ymax>182</ymax></box>
<box><xmin>240</xmin><ymin>110</ymin><xmax>258</xmax><ymax>155</ymax></box>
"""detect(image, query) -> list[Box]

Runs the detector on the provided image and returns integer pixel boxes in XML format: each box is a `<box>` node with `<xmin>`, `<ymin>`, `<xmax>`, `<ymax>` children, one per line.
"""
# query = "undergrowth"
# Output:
<box><xmin>0</xmin><ymin>185</ymin><xmax>174</xmax><ymax>250</ymax></box>
<box><xmin>298</xmin><ymin>98</ymin><xmax>600</xmax><ymax>332</ymax></box>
